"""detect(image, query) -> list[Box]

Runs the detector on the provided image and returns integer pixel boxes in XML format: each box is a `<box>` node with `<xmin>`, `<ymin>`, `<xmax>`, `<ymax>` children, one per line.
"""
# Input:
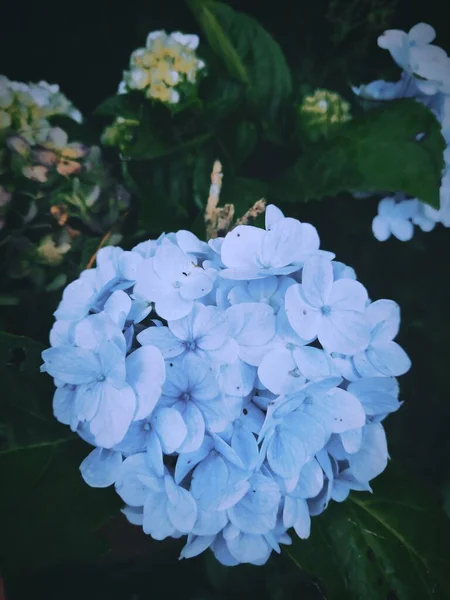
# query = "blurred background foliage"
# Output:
<box><xmin>1</xmin><ymin>0</ymin><xmax>450</xmax><ymax>598</ymax></box>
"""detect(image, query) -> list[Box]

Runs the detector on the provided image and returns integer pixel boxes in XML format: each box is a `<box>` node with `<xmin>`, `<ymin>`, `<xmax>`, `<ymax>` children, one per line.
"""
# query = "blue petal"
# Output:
<box><xmin>42</xmin><ymin>347</ymin><xmax>101</xmax><ymax>384</ymax></box>
<box><xmin>80</xmin><ymin>448</ymin><xmax>122</xmax><ymax>488</ymax></box>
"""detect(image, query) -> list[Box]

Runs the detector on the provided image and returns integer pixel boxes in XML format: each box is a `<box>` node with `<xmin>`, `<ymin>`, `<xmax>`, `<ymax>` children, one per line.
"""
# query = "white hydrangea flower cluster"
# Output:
<box><xmin>352</xmin><ymin>23</ymin><xmax>450</xmax><ymax>241</ymax></box>
<box><xmin>119</xmin><ymin>30</ymin><xmax>205</xmax><ymax>105</ymax></box>
<box><xmin>41</xmin><ymin>205</ymin><xmax>410</xmax><ymax>566</ymax></box>
<box><xmin>0</xmin><ymin>75</ymin><xmax>82</xmax><ymax>145</ymax></box>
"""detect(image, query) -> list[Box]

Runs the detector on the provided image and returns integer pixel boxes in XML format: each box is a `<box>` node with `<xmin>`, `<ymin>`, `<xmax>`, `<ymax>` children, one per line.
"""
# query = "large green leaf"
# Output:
<box><xmin>188</xmin><ymin>0</ymin><xmax>292</xmax><ymax>123</ymax></box>
<box><xmin>285</xmin><ymin>464</ymin><xmax>450</xmax><ymax>599</ymax></box>
<box><xmin>0</xmin><ymin>332</ymin><xmax>121</xmax><ymax>578</ymax></box>
<box><xmin>0</xmin><ymin>332</ymin><xmax>69</xmax><ymax>451</ymax></box>
<box><xmin>274</xmin><ymin>99</ymin><xmax>445</xmax><ymax>208</ymax></box>
<box><xmin>0</xmin><ymin>440</ymin><xmax>121</xmax><ymax>578</ymax></box>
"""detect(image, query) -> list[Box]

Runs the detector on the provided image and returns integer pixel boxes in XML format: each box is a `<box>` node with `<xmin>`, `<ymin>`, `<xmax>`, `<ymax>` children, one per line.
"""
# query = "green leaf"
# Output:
<box><xmin>0</xmin><ymin>332</ymin><xmax>69</xmax><ymax>451</ymax></box>
<box><xmin>275</xmin><ymin>99</ymin><xmax>445</xmax><ymax>208</ymax></box>
<box><xmin>0</xmin><ymin>439</ymin><xmax>121</xmax><ymax>578</ymax></box>
<box><xmin>187</xmin><ymin>0</ymin><xmax>250</xmax><ymax>85</ymax></box>
<box><xmin>285</xmin><ymin>463</ymin><xmax>450</xmax><ymax>599</ymax></box>
<box><xmin>93</xmin><ymin>93</ymin><xmax>144</xmax><ymax>119</ymax></box>
<box><xmin>124</xmin><ymin>153</ymin><xmax>193</xmax><ymax>233</ymax></box>
<box><xmin>0</xmin><ymin>332</ymin><xmax>121</xmax><ymax>577</ymax></box>
<box><xmin>188</xmin><ymin>0</ymin><xmax>292</xmax><ymax>122</ymax></box>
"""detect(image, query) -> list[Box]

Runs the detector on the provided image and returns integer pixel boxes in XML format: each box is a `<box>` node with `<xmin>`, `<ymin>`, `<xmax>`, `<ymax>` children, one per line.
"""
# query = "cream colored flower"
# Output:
<box><xmin>298</xmin><ymin>89</ymin><xmax>351</xmax><ymax>140</ymax></box>
<box><xmin>37</xmin><ymin>235</ymin><xmax>71</xmax><ymax>266</ymax></box>
<box><xmin>120</xmin><ymin>29</ymin><xmax>205</xmax><ymax>106</ymax></box>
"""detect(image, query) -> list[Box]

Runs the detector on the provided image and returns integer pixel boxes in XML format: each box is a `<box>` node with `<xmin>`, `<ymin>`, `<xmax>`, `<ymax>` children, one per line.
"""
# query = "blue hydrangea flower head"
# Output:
<box><xmin>42</xmin><ymin>205</ymin><xmax>410</xmax><ymax>566</ymax></box>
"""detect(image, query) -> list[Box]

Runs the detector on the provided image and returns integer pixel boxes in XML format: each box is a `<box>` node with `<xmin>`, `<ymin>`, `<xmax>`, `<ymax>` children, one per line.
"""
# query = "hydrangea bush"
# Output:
<box><xmin>0</xmin><ymin>75</ymin><xmax>129</xmax><ymax>291</ymax></box>
<box><xmin>2</xmin><ymin>5</ymin><xmax>449</xmax><ymax>596</ymax></box>
<box><xmin>41</xmin><ymin>203</ymin><xmax>410</xmax><ymax>566</ymax></box>
<box><xmin>353</xmin><ymin>22</ymin><xmax>450</xmax><ymax>241</ymax></box>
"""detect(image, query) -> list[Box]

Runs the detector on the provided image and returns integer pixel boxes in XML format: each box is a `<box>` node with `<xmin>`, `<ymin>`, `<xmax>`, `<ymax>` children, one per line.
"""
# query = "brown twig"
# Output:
<box><xmin>84</xmin><ymin>211</ymin><xmax>129</xmax><ymax>270</ymax></box>
<box><xmin>204</xmin><ymin>160</ymin><xmax>267</xmax><ymax>238</ymax></box>
<box><xmin>234</xmin><ymin>198</ymin><xmax>267</xmax><ymax>227</ymax></box>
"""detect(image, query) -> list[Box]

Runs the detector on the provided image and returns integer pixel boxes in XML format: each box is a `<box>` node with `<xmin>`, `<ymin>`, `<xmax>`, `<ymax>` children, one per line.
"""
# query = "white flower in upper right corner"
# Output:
<box><xmin>372</xmin><ymin>197</ymin><xmax>419</xmax><ymax>242</ymax></box>
<box><xmin>352</xmin><ymin>299</ymin><xmax>411</xmax><ymax>378</ymax></box>
<box><xmin>378</xmin><ymin>23</ymin><xmax>450</xmax><ymax>94</ymax></box>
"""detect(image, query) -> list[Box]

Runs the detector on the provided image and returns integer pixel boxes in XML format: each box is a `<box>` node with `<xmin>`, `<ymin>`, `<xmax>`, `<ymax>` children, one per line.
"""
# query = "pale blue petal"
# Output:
<box><xmin>348</xmin><ymin>423</ymin><xmax>388</xmax><ymax>482</ymax></box>
<box><xmin>231</xmin><ymin>426</ymin><xmax>259</xmax><ymax>470</ymax></box>
<box><xmin>283</xmin><ymin>496</ymin><xmax>297</xmax><ymax>528</ymax></box>
<box><xmin>292</xmin><ymin>498</ymin><xmax>310</xmax><ymax>538</ymax></box>
<box><xmin>118</xmin><ymin>251</ymin><xmax>143</xmax><ymax>281</ymax></box>
<box><xmin>328</xmin><ymin>279</ymin><xmax>368</xmax><ymax>312</ymax></box>
<box><xmin>174</xmin><ymin>436</ymin><xmax>214</xmax><ymax>484</ymax></box>
<box><xmin>307</xmin><ymin>388</ymin><xmax>365</xmax><ymax>434</ymax></box>
<box><xmin>267</xmin><ymin>429</ymin><xmax>307</xmax><ymax>478</ymax></box>
<box><xmin>228</xmin><ymin>503</ymin><xmax>277</xmax><ymax>534</ymax></box>
<box><xmin>258</xmin><ymin>348</ymin><xmax>305</xmax><ymax>395</ymax></box>
<box><xmin>136</xmin><ymin>327</ymin><xmax>185</xmax><ymax>358</ymax></box>
<box><xmin>220</xmin><ymin>225</ymin><xmax>265</xmax><ymax>269</ymax></box>
<box><xmin>115</xmin><ymin>453</ymin><xmax>154</xmax><ymax>506</ymax></box>
<box><xmin>143</xmin><ymin>492</ymin><xmax>175</xmax><ymax>539</ymax></box>
<box><xmin>165</xmin><ymin>476</ymin><xmax>198</xmax><ymax>533</ymax></box>
<box><xmin>191</xmin><ymin>453</ymin><xmax>229</xmax><ymax>509</ymax></box>
<box><xmin>104</xmin><ymin>290</ymin><xmax>132</xmax><ymax>329</ymax></box>
<box><xmin>226</xmin><ymin>533</ymin><xmax>272</xmax><ymax>565</ymax></box>
<box><xmin>283</xmin><ymin>412</ymin><xmax>327</xmax><ymax>456</ymax></box>
<box><xmin>53</xmin><ymin>385</ymin><xmax>76</xmax><ymax>425</ymax></box>
<box><xmin>302</xmin><ymin>256</ymin><xmax>333</xmax><ymax>307</ymax></box>
<box><xmin>89</xmin><ymin>382</ymin><xmax>136</xmax><ymax>448</ymax></box>
<box><xmin>153</xmin><ymin>239</ymin><xmax>192</xmax><ymax>281</ymax></box>
<box><xmin>348</xmin><ymin>377</ymin><xmax>400</xmax><ymax>416</ymax></box>
<box><xmin>98</xmin><ymin>340</ymin><xmax>127</xmax><ymax>386</ymax></box>
<box><xmin>366</xmin><ymin>299</ymin><xmax>400</xmax><ymax>342</ymax></box>
<box><xmin>318</xmin><ymin>310</ymin><xmax>370</xmax><ymax>355</ymax></box>
<box><xmin>113</xmin><ymin>421</ymin><xmax>148</xmax><ymax>455</ymax></box>
<box><xmin>179</xmin><ymin>534</ymin><xmax>216</xmax><ymax>559</ymax></box>
<box><xmin>284</xmin><ymin>284</ymin><xmax>321</xmax><ymax>340</ymax></box>
<box><xmin>367</xmin><ymin>341</ymin><xmax>411</xmax><ymax>376</ymax></box>
<box><xmin>80</xmin><ymin>448</ymin><xmax>122</xmax><ymax>488</ymax></box>
<box><xmin>173</xmin><ymin>401</ymin><xmax>205</xmax><ymax>453</ymax></box>
<box><xmin>49</xmin><ymin>320</ymin><xmax>75</xmax><ymax>347</ymax></box>
<box><xmin>211</xmin><ymin>535</ymin><xmax>240</xmax><ymax>566</ymax></box>
<box><xmin>260</xmin><ymin>218</ymin><xmax>304</xmax><ymax>268</ymax></box>
<box><xmin>294</xmin><ymin>459</ymin><xmax>324</xmax><ymax>499</ymax></box>
<box><xmin>293</xmin><ymin>346</ymin><xmax>339</xmax><ymax>381</ymax></box>
<box><xmin>146</xmin><ymin>430</ymin><xmax>164</xmax><ymax>477</ymax></box>
<box><xmin>74</xmin><ymin>381</ymin><xmax>103</xmax><ymax>423</ymax></box>
<box><xmin>53</xmin><ymin>278</ymin><xmax>96</xmax><ymax>321</ymax></box>
<box><xmin>122</xmin><ymin>505</ymin><xmax>144</xmax><ymax>526</ymax></box>
<box><xmin>126</xmin><ymin>345</ymin><xmax>166</xmax><ymax>420</ymax></box>
<box><xmin>226</xmin><ymin>303</ymin><xmax>276</xmax><ymax>346</ymax></box>
<box><xmin>42</xmin><ymin>347</ymin><xmax>101</xmax><ymax>384</ymax></box>
<box><xmin>341</xmin><ymin>427</ymin><xmax>363</xmax><ymax>454</ymax></box>
<box><xmin>265</xmin><ymin>204</ymin><xmax>284</xmax><ymax>230</ymax></box>
<box><xmin>220</xmin><ymin>359</ymin><xmax>256</xmax><ymax>397</ymax></box>
<box><xmin>192</xmin><ymin>509</ymin><xmax>228</xmax><ymax>536</ymax></box>
<box><xmin>212</xmin><ymin>433</ymin><xmax>245</xmax><ymax>469</ymax></box>
<box><xmin>179</xmin><ymin>271</ymin><xmax>213</xmax><ymax>301</ymax></box>
<box><xmin>151</xmin><ymin>407</ymin><xmax>187</xmax><ymax>453</ymax></box>
<box><xmin>372</xmin><ymin>215</ymin><xmax>391</xmax><ymax>241</ymax></box>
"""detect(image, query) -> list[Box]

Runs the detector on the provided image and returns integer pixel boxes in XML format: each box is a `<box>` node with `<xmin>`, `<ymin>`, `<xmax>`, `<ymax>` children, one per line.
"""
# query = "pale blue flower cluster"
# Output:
<box><xmin>41</xmin><ymin>205</ymin><xmax>410</xmax><ymax>566</ymax></box>
<box><xmin>353</xmin><ymin>23</ymin><xmax>450</xmax><ymax>241</ymax></box>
